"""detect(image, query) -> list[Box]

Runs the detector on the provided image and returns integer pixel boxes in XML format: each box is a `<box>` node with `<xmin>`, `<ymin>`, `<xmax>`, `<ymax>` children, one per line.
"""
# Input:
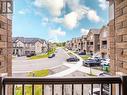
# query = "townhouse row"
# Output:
<box><xmin>13</xmin><ymin>37</ymin><xmax>49</xmax><ymax>56</ymax></box>
<box><xmin>66</xmin><ymin>26</ymin><xmax>109</xmax><ymax>58</ymax></box>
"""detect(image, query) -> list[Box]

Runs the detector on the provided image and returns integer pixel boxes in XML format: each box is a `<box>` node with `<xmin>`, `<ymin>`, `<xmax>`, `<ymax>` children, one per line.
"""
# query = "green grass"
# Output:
<box><xmin>29</xmin><ymin>48</ymin><xmax>56</xmax><ymax>60</ymax></box>
<box><xmin>15</xmin><ymin>69</ymin><xmax>48</xmax><ymax>95</ymax></box>
<box><xmin>67</xmin><ymin>52</ymin><xmax>74</xmax><ymax>56</ymax></box>
<box><xmin>27</xmin><ymin>69</ymin><xmax>49</xmax><ymax>77</ymax></box>
<box><xmin>15</xmin><ymin>85</ymin><xmax>43</xmax><ymax>95</ymax></box>
<box><xmin>81</xmin><ymin>55</ymin><xmax>91</xmax><ymax>60</ymax></box>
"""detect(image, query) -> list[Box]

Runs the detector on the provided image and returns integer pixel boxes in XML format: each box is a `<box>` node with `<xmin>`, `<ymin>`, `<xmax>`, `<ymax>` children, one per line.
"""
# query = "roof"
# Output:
<box><xmin>89</xmin><ymin>29</ymin><xmax>100</xmax><ymax>34</ymax></box>
<box><xmin>86</xmin><ymin>29</ymin><xmax>100</xmax><ymax>39</ymax></box>
<box><xmin>100</xmin><ymin>25</ymin><xmax>109</xmax><ymax>33</ymax></box>
<box><xmin>13</xmin><ymin>37</ymin><xmax>45</xmax><ymax>44</ymax></box>
<box><xmin>82</xmin><ymin>35</ymin><xmax>87</xmax><ymax>38</ymax></box>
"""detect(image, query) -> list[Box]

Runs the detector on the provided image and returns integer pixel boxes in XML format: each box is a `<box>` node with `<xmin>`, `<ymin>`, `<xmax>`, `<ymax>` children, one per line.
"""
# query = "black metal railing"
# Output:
<box><xmin>0</xmin><ymin>76</ymin><xmax>127</xmax><ymax>95</ymax></box>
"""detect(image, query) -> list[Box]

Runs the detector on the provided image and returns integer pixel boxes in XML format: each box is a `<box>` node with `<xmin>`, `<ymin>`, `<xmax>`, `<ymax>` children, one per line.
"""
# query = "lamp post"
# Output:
<box><xmin>89</xmin><ymin>65</ymin><xmax>92</xmax><ymax>75</ymax></box>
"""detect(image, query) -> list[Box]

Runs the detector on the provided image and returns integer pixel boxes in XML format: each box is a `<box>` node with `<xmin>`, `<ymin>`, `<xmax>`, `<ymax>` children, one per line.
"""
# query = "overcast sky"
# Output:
<box><xmin>13</xmin><ymin>0</ymin><xmax>109</xmax><ymax>42</ymax></box>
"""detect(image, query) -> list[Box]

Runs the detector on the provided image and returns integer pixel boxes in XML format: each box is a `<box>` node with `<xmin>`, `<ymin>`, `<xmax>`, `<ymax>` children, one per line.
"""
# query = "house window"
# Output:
<box><xmin>0</xmin><ymin>21</ymin><xmax>6</xmax><ymax>29</ymax></box>
<box><xmin>90</xmin><ymin>35</ymin><xmax>93</xmax><ymax>40</ymax></box>
<box><xmin>0</xmin><ymin>48</ymin><xmax>2</xmax><ymax>55</ymax></box>
<box><xmin>90</xmin><ymin>42</ymin><xmax>93</xmax><ymax>45</ymax></box>
<box><xmin>102</xmin><ymin>41</ymin><xmax>107</xmax><ymax>45</ymax></box>
<box><xmin>0</xmin><ymin>35</ymin><xmax>1</xmax><ymax>40</ymax></box>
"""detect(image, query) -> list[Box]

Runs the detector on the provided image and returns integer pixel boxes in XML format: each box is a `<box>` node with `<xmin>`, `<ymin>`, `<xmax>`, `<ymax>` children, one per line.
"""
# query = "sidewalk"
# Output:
<box><xmin>46</xmin><ymin>50</ymin><xmax>83</xmax><ymax>78</ymax></box>
<box><xmin>46</xmin><ymin>49</ymin><xmax>103</xmax><ymax>78</ymax></box>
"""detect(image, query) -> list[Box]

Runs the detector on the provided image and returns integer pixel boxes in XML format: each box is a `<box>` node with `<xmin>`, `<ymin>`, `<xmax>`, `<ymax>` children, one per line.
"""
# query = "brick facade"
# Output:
<box><xmin>87</xmin><ymin>29</ymin><xmax>100</xmax><ymax>54</ymax></box>
<box><xmin>0</xmin><ymin>14</ymin><xmax>12</xmax><ymax>76</ymax></box>
<box><xmin>108</xmin><ymin>0</ymin><xmax>127</xmax><ymax>75</ymax></box>
<box><xmin>100</xmin><ymin>25</ymin><xmax>109</xmax><ymax>58</ymax></box>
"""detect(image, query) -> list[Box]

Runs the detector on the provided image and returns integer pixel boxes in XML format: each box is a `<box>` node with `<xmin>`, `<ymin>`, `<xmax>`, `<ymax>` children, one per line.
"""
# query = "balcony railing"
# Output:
<box><xmin>0</xmin><ymin>76</ymin><xmax>127</xmax><ymax>95</ymax></box>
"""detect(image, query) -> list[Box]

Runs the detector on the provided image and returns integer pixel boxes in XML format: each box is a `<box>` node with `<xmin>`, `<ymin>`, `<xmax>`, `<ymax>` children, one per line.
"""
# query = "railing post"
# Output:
<box><xmin>0</xmin><ymin>77</ymin><xmax>3</xmax><ymax>95</ymax></box>
<box><xmin>121</xmin><ymin>76</ymin><xmax>127</xmax><ymax>95</ymax></box>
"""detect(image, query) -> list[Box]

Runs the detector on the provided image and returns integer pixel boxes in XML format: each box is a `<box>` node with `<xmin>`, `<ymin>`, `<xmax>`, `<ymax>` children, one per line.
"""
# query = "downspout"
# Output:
<box><xmin>113</xmin><ymin>0</ymin><xmax>116</xmax><ymax>75</ymax></box>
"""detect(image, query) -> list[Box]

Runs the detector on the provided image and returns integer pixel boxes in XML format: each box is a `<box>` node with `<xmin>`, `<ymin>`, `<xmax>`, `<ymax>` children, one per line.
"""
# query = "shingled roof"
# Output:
<box><xmin>13</xmin><ymin>37</ymin><xmax>45</xmax><ymax>44</ymax></box>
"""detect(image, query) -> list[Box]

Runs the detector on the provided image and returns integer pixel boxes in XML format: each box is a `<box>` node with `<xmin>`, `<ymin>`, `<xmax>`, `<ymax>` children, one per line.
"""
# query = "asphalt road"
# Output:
<box><xmin>12</xmin><ymin>48</ymin><xmax>70</xmax><ymax>73</ymax></box>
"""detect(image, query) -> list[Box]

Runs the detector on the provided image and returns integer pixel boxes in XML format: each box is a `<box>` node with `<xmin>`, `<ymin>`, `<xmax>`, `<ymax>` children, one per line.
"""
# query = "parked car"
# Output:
<box><xmin>89</xmin><ymin>88</ymin><xmax>109</xmax><ymax>95</ymax></box>
<box><xmin>83</xmin><ymin>59</ymin><xmax>101</xmax><ymax>67</ymax></box>
<box><xmin>26</xmin><ymin>53</ymin><xmax>36</xmax><ymax>57</ymax></box>
<box><xmin>101</xmin><ymin>59</ymin><xmax>110</xmax><ymax>66</ymax></box>
<box><xmin>78</xmin><ymin>52</ymin><xmax>86</xmax><ymax>55</ymax></box>
<box><xmin>48</xmin><ymin>54</ymin><xmax>55</xmax><ymax>58</ymax></box>
<box><xmin>66</xmin><ymin>57</ymin><xmax>79</xmax><ymax>62</ymax></box>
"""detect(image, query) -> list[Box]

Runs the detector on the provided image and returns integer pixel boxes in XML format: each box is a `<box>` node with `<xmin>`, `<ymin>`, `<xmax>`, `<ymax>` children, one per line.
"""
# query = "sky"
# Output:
<box><xmin>13</xmin><ymin>0</ymin><xmax>109</xmax><ymax>42</ymax></box>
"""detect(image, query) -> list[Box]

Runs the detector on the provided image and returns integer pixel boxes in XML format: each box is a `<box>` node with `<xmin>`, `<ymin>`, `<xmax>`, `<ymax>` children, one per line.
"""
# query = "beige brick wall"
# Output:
<box><xmin>0</xmin><ymin>15</ymin><xmax>12</xmax><ymax>76</ymax></box>
<box><xmin>109</xmin><ymin>0</ymin><xmax>127</xmax><ymax>75</ymax></box>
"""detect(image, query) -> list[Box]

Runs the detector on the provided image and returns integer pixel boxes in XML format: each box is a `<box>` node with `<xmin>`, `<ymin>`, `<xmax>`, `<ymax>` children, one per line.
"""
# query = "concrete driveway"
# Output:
<box><xmin>12</xmin><ymin>48</ymin><xmax>70</xmax><ymax>73</ymax></box>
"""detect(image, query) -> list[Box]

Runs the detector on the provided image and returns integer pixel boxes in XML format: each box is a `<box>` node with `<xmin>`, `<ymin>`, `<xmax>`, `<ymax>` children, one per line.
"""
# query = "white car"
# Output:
<box><xmin>101</xmin><ymin>59</ymin><xmax>110</xmax><ymax>66</ymax></box>
<box><xmin>89</xmin><ymin>88</ymin><xmax>109</xmax><ymax>95</ymax></box>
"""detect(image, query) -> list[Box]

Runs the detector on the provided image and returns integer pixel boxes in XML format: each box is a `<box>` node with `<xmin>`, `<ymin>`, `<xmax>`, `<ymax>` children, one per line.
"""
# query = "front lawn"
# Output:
<box><xmin>16</xmin><ymin>85</ymin><xmax>43</xmax><ymax>95</ymax></box>
<box><xmin>27</xmin><ymin>69</ymin><xmax>49</xmax><ymax>77</ymax></box>
<box><xmin>81</xmin><ymin>55</ymin><xmax>91</xmax><ymax>60</ymax></box>
<box><xmin>29</xmin><ymin>48</ymin><xmax>56</xmax><ymax>60</ymax></box>
<box><xmin>67</xmin><ymin>52</ymin><xmax>74</xmax><ymax>56</ymax></box>
<box><xmin>16</xmin><ymin>69</ymin><xmax>48</xmax><ymax>95</ymax></box>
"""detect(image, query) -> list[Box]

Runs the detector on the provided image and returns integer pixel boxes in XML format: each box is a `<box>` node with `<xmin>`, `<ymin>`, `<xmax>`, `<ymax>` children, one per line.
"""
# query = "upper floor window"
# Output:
<box><xmin>102</xmin><ymin>41</ymin><xmax>107</xmax><ymax>45</ymax></box>
<box><xmin>0</xmin><ymin>35</ymin><xmax>1</xmax><ymax>41</ymax></box>
<box><xmin>90</xmin><ymin>35</ymin><xmax>93</xmax><ymax>40</ymax></box>
<box><xmin>0</xmin><ymin>62</ymin><xmax>1</xmax><ymax>67</ymax></box>
<box><xmin>0</xmin><ymin>48</ymin><xmax>2</xmax><ymax>55</ymax></box>
<box><xmin>90</xmin><ymin>42</ymin><xmax>93</xmax><ymax>45</ymax></box>
<box><xmin>0</xmin><ymin>21</ymin><xmax>6</xmax><ymax>29</ymax></box>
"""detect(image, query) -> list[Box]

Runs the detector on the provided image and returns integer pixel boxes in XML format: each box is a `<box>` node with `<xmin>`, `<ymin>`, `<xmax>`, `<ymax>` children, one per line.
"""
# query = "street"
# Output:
<box><xmin>13</xmin><ymin>48</ymin><xmax>103</xmax><ymax>77</ymax></box>
<box><xmin>12</xmin><ymin>48</ymin><xmax>70</xmax><ymax>73</ymax></box>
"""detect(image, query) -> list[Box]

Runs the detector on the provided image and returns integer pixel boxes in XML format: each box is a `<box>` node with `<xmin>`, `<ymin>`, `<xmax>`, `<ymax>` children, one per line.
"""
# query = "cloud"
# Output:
<box><xmin>18</xmin><ymin>10</ymin><xmax>26</xmax><ymax>15</ymax></box>
<box><xmin>98</xmin><ymin>0</ymin><xmax>109</xmax><ymax>10</ymax></box>
<box><xmin>54</xmin><ymin>8</ymin><xmax>101</xmax><ymax>29</ymax></box>
<box><xmin>87</xmin><ymin>10</ymin><xmax>101</xmax><ymax>22</ymax></box>
<box><xmin>49</xmin><ymin>28</ymin><xmax>66</xmax><ymax>42</ymax></box>
<box><xmin>52</xmin><ymin>17</ymin><xmax>63</xmax><ymax>23</ymax></box>
<box><xmin>34</xmin><ymin>0</ymin><xmax>65</xmax><ymax>17</ymax></box>
<box><xmin>34</xmin><ymin>0</ymin><xmax>101</xmax><ymax>29</ymax></box>
<box><xmin>41</xmin><ymin>17</ymin><xmax>49</xmax><ymax>25</ymax></box>
<box><xmin>63</xmin><ymin>12</ymin><xmax>78</xmax><ymax>29</ymax></box>
<box><xmin>80</xmin><ymin>28</ymin><xmax>89</xmax><ymax>35</ymax></box>
<box><xmin>18</xmin><ymin>8</ymin><xmax>30</xmax><ymax>15</ymax></box>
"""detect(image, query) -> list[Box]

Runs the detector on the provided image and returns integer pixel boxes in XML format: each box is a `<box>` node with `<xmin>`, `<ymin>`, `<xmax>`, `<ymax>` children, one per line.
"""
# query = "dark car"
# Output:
<box><xmin>78</xmin><ymin>52</ymin><xmax>86</xmax><ymax>55</ymax></box>
<box><xmin>66</xmin><ymin>57</ymin><xmax>80</xmax><ymax>62</ymax></box>
<box><xmin>83</xmin><ymin>59</ymin><xmax>101</xmax><ymax>67</ymax></box>
<box><xmin>26</xmin><ymin>53</ymin><xmax>36</xmax><ymax>57</ymax></box>
<box><xmin>48</xmin><ymin>54</ymin><xmax>55</xmax><ymax>58</ymax></box>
